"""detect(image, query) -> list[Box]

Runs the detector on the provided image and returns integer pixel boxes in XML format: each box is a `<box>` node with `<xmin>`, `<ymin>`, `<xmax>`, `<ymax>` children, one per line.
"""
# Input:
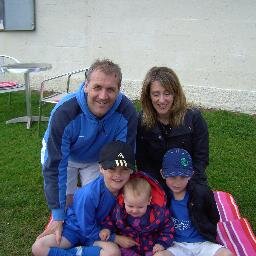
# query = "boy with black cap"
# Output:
<box><xmin>161</xmin><ymin>148</ymin><xmax>233</xmax><ymax>256</ymax></box>
<box><xmin>32</xmin><ymin>141</ymin><xmax>135</xmax><ymax>256</ymax></box>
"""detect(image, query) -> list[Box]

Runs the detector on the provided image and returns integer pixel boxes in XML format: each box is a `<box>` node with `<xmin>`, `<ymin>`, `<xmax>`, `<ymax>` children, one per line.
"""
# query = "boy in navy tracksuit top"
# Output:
<box><xmin>32</xmin><ymin>141</ymin><xmax>135</xmax><ymax>256</ymax></box>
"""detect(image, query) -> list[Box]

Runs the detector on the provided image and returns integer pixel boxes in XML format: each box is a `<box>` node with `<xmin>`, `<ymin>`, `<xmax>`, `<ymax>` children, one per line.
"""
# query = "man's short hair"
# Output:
<box><xmin>87</xmin><ymin>59</ymin><xmax>122</xmax><ymax>88</ymax></box>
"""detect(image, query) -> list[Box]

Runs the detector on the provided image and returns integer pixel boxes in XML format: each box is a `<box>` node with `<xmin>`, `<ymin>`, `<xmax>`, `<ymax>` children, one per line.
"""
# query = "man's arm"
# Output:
<box><xmin>42</xmin><ymin>108</ymin><xmax>72</xmax><ymax>221</ymax></box>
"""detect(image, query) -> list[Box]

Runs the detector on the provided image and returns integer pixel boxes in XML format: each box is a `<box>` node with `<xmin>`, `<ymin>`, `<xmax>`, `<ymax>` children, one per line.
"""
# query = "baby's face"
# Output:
<box><xmin>124</xmin><ymin>193</ymin><xmax>151</xmax><ymax>218</ymax></box>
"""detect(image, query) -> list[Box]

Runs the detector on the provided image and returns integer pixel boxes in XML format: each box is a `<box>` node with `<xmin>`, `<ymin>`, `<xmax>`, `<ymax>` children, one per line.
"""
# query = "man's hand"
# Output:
<box><xmin>99</xmin><ymin>228</ymin><xmax>111</xmax><ymax>241</ymax></box>
<box><xmin>153</xmin><ymin>243</ymin><xmax>164</xmax><ymax>254</ymax></box>
<box><xmin>115</xmin><ymin>235</ymin><xmax>139</xmax><ymax>248</ymax></box>
<box><xmin>36</xmin><ymin>220</ymin><xmax>63</xmax><ymax>245</ymax></box>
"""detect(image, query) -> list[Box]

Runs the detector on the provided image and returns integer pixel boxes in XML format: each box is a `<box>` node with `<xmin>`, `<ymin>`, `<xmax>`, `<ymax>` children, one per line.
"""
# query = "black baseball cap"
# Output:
<box><xmin>99</xmin><ymin>141</ymin><xmax>135</xmax><ymax>171</ymax></box>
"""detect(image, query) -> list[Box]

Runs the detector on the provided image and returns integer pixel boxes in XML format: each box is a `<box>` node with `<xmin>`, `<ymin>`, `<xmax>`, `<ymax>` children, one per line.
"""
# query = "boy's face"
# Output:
<box><xmin>100</xmin><ymin>165</ymin><xmax>132</xmax><ymax>196</ymax></box>
<box><xmin>165</xmin><ymin>176</ymin><xmax>190</xmax><ymax>195</ymax></box>
<box><xmin>124</xmin><ymin>193</ymin><xmax>151</xmax><ymax>218</ymax></box>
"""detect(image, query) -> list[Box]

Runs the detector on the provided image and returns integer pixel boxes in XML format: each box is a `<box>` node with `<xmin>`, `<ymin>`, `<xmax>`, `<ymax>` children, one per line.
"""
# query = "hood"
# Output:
<box><xmin>76</xmin><ymin>82</ymin><xmax>123</xmax><ymax>122</ymax></box>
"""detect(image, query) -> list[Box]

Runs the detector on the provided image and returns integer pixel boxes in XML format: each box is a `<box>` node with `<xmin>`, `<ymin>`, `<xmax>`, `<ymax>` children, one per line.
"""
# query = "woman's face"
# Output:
<box><xmin>150</xmin><ymin>81</ymin><xmax>174</xmax><ymax>119</ymax></box>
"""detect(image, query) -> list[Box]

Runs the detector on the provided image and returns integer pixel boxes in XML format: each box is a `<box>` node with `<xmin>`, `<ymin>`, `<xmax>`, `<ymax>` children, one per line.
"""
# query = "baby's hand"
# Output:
<box><xmin>153</xmin><ymin>243</ymin><xmax>164</xmax><ymax>254</ymax></box>
<box><xmin>115</xmin><ymin>235</ymin><xmax>139</xmax><ymax>248</ymax></box>
<box><xmin>99</xmin><ymin>228</ymin><xmax>110</xmax><ymax>241</ymax></box>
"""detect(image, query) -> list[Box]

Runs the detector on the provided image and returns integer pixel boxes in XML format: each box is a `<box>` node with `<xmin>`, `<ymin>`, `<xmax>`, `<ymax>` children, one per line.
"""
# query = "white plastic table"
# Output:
<box><xmin>1</xmin><ymin>63</ymin><xmax>52</xmax><ymax>129</ymax></box>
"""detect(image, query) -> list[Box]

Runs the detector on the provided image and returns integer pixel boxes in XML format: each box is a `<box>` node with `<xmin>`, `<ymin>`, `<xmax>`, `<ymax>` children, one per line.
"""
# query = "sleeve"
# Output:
<box><xmin>135</xmin><ymin>113</ymin><xmax>153</xmax><ymax>171</ymax></box>
<box><xmin>42</xmin><ymin>110</ymin><xmax>72</xmax><ymax>221</ymax></box>
<box><xmin>191</xmin><ymin>109</ymin><xmax>209</xmax><ymax>178</ymax></box>
<box><xmin>73</xmin><ymin>187</ymin><xmax>101</xmax><ymax>242</ymax></box>
<box><xmin>204</xmin><ymin>188</ymin><xmax>220</xmax><ymax>225</ymax></box>
<box><xmin>115</xmin><ymin>96</ymin><xmax>138</xmax><ymax>151</ymax></box>
<box><xmin>101</xmin><ymin>207</ymin><xmax>117</xmax><ymax>230</ymax></box>
<box><xmin>156</xmin><ymin>208</ymin><xmax>174</xmax><ymax>248</ymax></box>
<box><xmin>101</xmin><ymin>206</ymin><xmax>118</xmax><ymax>242</ymax></box>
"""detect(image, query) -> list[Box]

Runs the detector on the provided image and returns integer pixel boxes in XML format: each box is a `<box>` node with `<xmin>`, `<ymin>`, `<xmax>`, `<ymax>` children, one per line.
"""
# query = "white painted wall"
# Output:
<box><xmin>1</xmin><ymin>0</ymin><xmax>255</xmax><ymax>114</ymax></box>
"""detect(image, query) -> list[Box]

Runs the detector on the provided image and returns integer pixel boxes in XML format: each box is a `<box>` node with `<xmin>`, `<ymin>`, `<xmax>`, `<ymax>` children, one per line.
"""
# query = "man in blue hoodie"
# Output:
<box><xmin>39</xmin><ymin>59</ymin><xmax>137</xmax><ymax>244</ymax></box>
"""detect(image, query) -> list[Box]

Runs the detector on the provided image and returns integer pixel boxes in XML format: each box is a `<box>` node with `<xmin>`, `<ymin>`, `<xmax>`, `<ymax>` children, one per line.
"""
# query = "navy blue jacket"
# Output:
<box><xmin>168</xmin><ymin>181</ymin><xmax>220</xmax><ymax>243</ymax></box>
<box><xmin>41</xmin><ymin>83</ymin><xmax>137</xmax><ymax>220</ymax></box>
<box><xmin>136</xmin><ymin>108</ymin><xmax>209</xmax><ymax>188</ymax></box>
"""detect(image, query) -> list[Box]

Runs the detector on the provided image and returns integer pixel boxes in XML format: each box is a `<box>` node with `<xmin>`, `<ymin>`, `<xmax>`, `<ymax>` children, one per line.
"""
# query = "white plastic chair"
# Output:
<box><xmin>38</xmin><ymin>67</ymin><xmax>88</xmax><ymax>134</ymax></box>
<box><xmin>0</xmin><ymin>55</ymin><xmax>25</xmax><ymax>103</ymax></box>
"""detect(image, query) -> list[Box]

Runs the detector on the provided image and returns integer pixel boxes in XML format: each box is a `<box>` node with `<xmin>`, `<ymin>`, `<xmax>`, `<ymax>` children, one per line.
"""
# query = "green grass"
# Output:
<box><xmin>0</xmin><ymin>92</ymin><xmax>255</xmax><ymax>255</ymax></box>
<box><xmin>0</xmin><ymin>92</ymin><xmax>51</xmax><ymax>255</ymax></box>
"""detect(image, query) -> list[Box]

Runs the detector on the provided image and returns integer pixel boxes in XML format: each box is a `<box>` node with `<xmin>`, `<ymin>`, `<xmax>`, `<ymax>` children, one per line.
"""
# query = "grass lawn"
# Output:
<box><xmin>0</xmin><ymin>91</ymin><xmax>255</xmax><ymax>255</ymax></box>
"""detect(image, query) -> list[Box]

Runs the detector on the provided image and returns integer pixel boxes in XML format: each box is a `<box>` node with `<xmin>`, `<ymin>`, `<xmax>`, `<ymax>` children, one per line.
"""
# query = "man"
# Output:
<box><xmin>39</xmin><ymin>59</ymin><xmax>137</xmax><ymax>243</ymax></box>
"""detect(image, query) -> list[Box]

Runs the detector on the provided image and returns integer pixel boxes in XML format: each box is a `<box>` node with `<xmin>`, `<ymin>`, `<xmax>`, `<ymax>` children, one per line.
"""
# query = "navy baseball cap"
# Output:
<box><xmin>99</xmin><ymin>141</ymin><xmax>135</xmax><ymax>171</ymax></box>
<box><xmin>162</xmin><ymin>148</ymin><xmax>193</xmax><ymax>178</ymax></box>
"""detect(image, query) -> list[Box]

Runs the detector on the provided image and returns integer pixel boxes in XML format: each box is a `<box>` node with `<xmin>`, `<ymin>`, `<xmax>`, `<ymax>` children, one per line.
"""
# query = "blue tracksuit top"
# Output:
<box><xmin>64</xmin><ymin>176</ymin><xmax>117</xmax><ymax>245</ymax></box>
<box><xmin>41</xmin><ymin>83</ymin><xmax>137</xmax><ymax>220</ymax></box>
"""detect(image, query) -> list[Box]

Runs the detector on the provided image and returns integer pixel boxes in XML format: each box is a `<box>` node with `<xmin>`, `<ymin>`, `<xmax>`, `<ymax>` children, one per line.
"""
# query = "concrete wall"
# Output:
<box><xmin>1</xmin><ymin>0</ymin><xmax>255</xmax><ymax>114</ymax></box>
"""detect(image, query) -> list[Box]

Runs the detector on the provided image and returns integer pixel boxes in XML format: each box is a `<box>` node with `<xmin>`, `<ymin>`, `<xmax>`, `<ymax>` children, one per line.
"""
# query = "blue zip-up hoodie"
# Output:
<box><xmin>64</xmin><ymin>176</ymin><xmax>117</xmax><ymax>245</ymax></box>
<box><xmin>41</xmin><ymin>83</ymin><xmax>137</xmax><ymax>220</ymax></box>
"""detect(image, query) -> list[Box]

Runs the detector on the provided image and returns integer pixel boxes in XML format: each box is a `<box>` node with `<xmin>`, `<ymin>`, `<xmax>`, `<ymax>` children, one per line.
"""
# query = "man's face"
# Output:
<box><xmin>85</xmin><ymin>69</ymin><xmax>120</xmax><ymax>117</ymax></box>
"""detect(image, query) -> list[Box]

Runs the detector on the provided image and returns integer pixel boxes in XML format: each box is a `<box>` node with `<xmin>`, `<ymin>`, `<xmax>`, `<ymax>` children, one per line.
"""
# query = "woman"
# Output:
<box><xmin>136</xmin><ymin>66</ymin><xmax>209</xmax><ymax>189</ymax></box>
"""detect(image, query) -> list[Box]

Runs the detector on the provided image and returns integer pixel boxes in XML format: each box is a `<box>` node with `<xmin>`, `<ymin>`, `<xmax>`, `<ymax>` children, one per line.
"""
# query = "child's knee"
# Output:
<box><xmin>107</xmin><ymin>245</ymin><xmax>120</xmax><ymax>256</ymax></box>
<box><xmin>100</xmin><ymin>242</ymin><xmax>120</xmax><ymax>256</ymax></box>
<box><xmin>31</xmin><ymin>242</ymin><xmax>36</xmax><ymax>256</ymax></box>
<box><xmin>31</xmin><ymin>239</ymin><xmax>47</xmax><ymax>256</ymax></box>
<box><xmin>31</xmin><ymin>235</ymin><xmax>57</xmax><ymax>256</ymax></box>
<box><xmin>214</xmin><ymin>248</ymin><xmax>234</xmax><ymax>256</ymax></box>
<box><xmin>109</xmin><ymin>244</ymin><xmax>121</xmax><ymax>256</ymax></box>
<box><xmin>154</xmin><ymin>250</ymin><xmax>172</xmax><ymax>256</ymax></box>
